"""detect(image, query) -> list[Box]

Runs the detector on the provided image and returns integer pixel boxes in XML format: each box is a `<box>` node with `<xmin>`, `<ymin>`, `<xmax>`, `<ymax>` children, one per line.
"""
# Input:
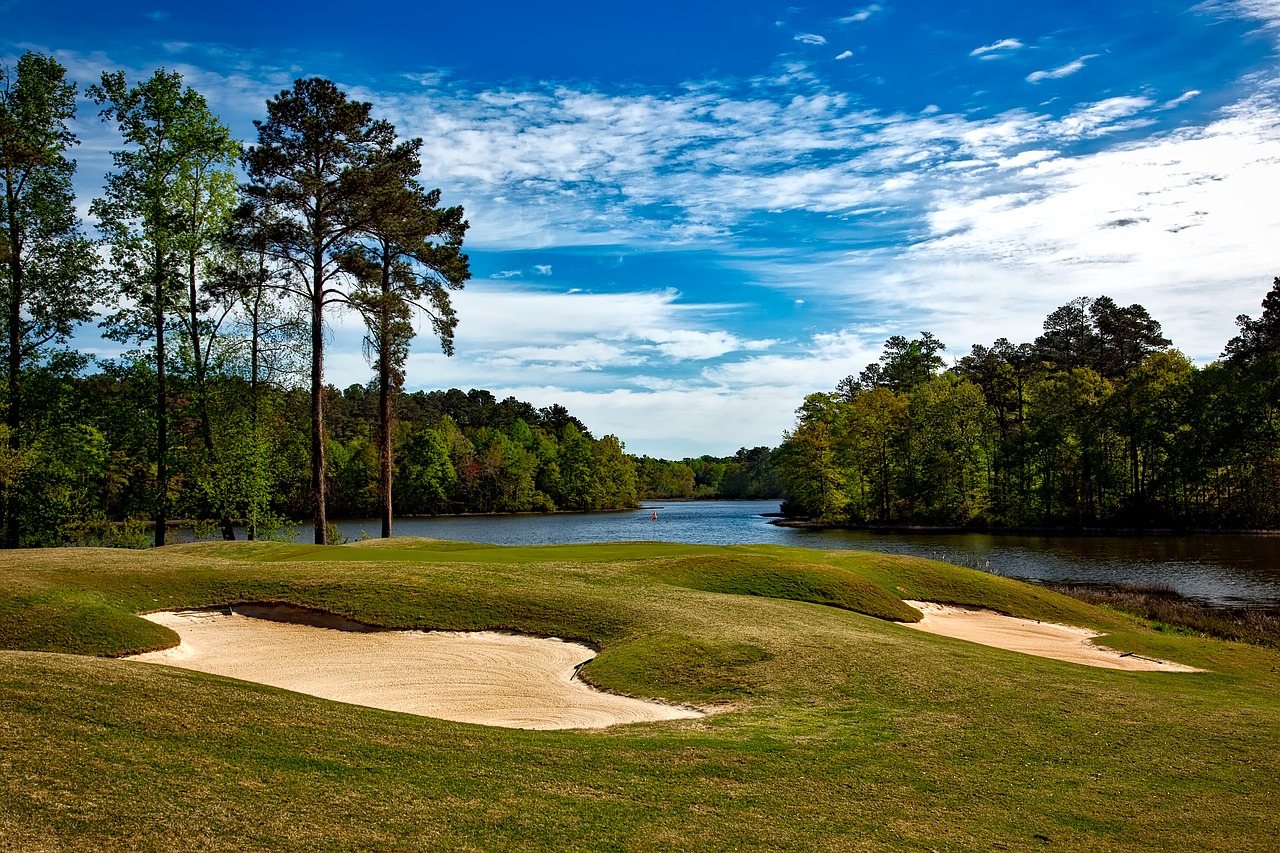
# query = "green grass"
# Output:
<box><xmin>2</xmin><ymin>538</ymin><xmax>1278</xmax><ymax>851</ymax></box>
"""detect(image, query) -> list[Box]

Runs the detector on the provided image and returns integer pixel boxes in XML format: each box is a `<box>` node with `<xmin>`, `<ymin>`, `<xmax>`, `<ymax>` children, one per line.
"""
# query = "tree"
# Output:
<box><xmin>239</xmin><ymin>78</ymin><xmax>396</xmax><ymax>543</ymax></box>
<box><xmin>91</xmin><ymin>68</ymin><xmax>232</xmax><ymax>546</ymax></box>
<box><xmin>1223</xmin><ymin>276</ymin><xmax>1280</xmax><ymax>366</ymax></box>
<box><xmin>777</xmin><ymin>418</ymin><xmax>847</xmax><ymax>521</ymax></box>
<box><xmin>342</xmin><ymin>133</ymin><xmax>469</xmax><ymax>537</ymax></box>
<box><xmin>1036</xmin><ymin>296</ymin><xmax>1168</xmax><ymax>379</ymax></box>
<box><xmin>0</xmin><ymin>52</ymin><xmax>100</xmax><ymax>547</ymax></box>
<box><xmin>1089</xmin><ymin>296</ymin><xmax>1170</xmax><ymax>379</ymax></box>
<box><xmin>849</xmin><ymin>332</ymin><xmax>946</xmax><ymax>393</ymax></box>
<box><xmin>1035</xmin><ymin>297</ymin><xmax>1094</xmax><ymax>372</ymax></box>
<box><xmin>170</xmin><ymin>98</ymin><xmax>240</xmax><ymax>539</ymax></box>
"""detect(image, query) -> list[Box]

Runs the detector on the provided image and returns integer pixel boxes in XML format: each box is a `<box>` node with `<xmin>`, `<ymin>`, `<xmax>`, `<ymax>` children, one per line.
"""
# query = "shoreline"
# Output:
<box><xmin>769</xmin><ymin>518</ymin><xmax>1280</xmax><ymax>537</ymax></box>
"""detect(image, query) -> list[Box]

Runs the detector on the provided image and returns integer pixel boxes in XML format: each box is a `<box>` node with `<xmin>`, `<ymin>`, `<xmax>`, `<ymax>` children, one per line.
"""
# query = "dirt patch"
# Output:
<box><xmin>901</xmin><ymin>600</ymin><xmax>1203</xmax><ymax>672</ymax></box>
<box><xmin>126</xmin><ymin>607</ymin><xmax>704</xmax><ymax>729</ymax></box>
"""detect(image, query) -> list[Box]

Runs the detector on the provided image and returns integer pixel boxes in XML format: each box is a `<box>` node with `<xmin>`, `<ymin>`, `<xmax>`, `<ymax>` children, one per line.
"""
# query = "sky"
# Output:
<box><xmin>5</xmin><ymin>0</ymin><xmax>1280</xmax><ymax>457</ymax></box>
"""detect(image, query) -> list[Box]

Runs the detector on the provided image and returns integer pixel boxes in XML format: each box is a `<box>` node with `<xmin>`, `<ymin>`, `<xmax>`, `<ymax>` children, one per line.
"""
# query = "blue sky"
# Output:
<box><xmin>6</xmin><ymin>1</ymin><xmax>1280</xmax><ymax>456</ymax></box>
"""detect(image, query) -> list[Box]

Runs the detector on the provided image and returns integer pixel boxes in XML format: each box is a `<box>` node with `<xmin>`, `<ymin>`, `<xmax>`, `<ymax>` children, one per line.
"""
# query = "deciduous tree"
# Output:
<box><xmin>91</xmin><ymin>68</ymin><xmax>231</xmax><ymax>545</ymax></box>
<box><xmin>0</xmin><ymin>51</ymin><xmax>100</xmax><ymax>547</ymax></box>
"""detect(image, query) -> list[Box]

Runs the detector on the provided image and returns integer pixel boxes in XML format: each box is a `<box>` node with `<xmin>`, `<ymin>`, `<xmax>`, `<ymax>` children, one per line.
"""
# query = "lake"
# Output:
<box><xmin>317</xmin><ymin>500</ymin><xmax>1280</xmax><ymax>609</ymax></box>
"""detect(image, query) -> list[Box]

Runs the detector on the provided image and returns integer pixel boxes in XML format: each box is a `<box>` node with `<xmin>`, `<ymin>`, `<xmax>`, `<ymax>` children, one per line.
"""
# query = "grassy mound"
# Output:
<box><xmin>1</xmin><ymin>539</ymin><xmax>1278</xmax><ymax>851</ymax></box>
<box><xmin>648</xmin><ymin>551</ymin><xmax>920</xmax><ymax>621</ymax></box>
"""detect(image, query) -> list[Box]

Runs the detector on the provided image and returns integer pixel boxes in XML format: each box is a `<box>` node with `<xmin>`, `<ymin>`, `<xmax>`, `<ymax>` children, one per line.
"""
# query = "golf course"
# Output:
<box><xmin>2</xmin><ymin>538</ymin><xmax>1276</xmax><ymax>851</ymax></box>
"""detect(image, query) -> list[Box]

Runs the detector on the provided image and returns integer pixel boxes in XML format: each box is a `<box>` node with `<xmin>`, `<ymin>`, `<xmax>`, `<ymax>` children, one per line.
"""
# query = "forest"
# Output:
<box><xmin>775</xmin><ymin>284</ymin><xmax>1280</xmax><ymax>530</ymax></box>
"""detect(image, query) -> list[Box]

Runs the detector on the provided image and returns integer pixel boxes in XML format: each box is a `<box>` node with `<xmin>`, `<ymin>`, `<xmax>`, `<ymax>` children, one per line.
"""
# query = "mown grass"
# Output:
<box><xmin>2</xmin><ymin>538</ymin><xmax>1278</xmax><ymax>851</ymax></box>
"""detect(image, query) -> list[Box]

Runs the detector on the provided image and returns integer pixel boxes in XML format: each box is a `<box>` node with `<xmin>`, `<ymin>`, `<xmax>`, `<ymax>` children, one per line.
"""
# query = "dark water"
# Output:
<box><xmin>313</xmin><ymin>501</ymin><xmax>1280</xmax><ymax>609</ymax></box>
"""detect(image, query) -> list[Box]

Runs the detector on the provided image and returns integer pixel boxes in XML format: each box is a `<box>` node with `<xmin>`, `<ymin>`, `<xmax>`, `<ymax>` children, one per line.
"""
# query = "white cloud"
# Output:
<box><xmin>838</xmin><ymin>5</ymin><xmax>882</xmax><ymax>24</ymax></box>
<box><xmin>795</xmin><ymin>33</ymin><xmax>828</xmax><ymax>46</ymax></box>
<box><xmin>970</xmin><ymin>38</ymin><xmax>1024</xmax><ymax>57</ymax></box>
<box><xmin>533</xmin><ymin>264</ymin><xmax>553</xmax><ymax>275</ymax></box>
<box><xmin>1050</xmin><ymin>96</ymin><xmax>1154</xmax><ymax>138</ymax></box>
<box><xmin>997</xmin><ymin>149</ymin><xmax>1058</xmax><ymax>169</ymax></box>
<box><xmin>835</xmin><ymin>50</ymin><xmax>854</xmax><ymax>60</ymax></box>
<box><xmin>645</xmin><ymin>329</ymin><xmax>776</xmax><ymax>361</ymax></box>
<box><xmin>1027</xmin><ymin>54</ymin><xmax>1098</xmax><ymax>83</ymax></box>
<box><xmin>1162</xmin><ymin>90</ymin><xmax>1203</xmax><ymax>109</ymax></box>
<box><xmin>449</xmin><ymin>284</ymin><xmax>688</xmax><ymax>347</ymax></box>
<box><xmin>1196</xmin><ymin>0</ymin><xmax>1280</xmax><ymax>32</ymax></box>
<box><xmin>890</xmin><ymin>107</ymin><xmax>1280</xmax><ymax>360</ymax></box>
<box><xmin>485</xmin><ymin>341</ymin><xmax>642</xmax><ymax>371</ymax></box>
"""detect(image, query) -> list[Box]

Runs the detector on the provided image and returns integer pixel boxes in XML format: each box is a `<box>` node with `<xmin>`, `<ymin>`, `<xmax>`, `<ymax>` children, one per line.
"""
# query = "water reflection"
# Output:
<box><xmin>303</xmin><ymin>500</ymin><xmax>1278</xmax><ymax>608</ymax></box>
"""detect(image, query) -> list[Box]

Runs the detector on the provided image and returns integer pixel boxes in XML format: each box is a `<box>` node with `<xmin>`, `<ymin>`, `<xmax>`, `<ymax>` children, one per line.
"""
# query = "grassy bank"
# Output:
<box><xmin>2</xmin><ymin>539</ymin><xmax>1277</xmax><ymax>851</ymax></box>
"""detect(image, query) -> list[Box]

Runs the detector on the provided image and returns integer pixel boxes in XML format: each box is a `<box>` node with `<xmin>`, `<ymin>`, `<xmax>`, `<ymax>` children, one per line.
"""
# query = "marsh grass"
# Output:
<box><xmin>2</xmin><ymin>539</ymin><xmax>1278</xmax><ymax>851</ymax></box>
<box><xmin>1046</xmin><ymin>581</ymin><xmax>1280</xmax><ymax>649</ymax></box>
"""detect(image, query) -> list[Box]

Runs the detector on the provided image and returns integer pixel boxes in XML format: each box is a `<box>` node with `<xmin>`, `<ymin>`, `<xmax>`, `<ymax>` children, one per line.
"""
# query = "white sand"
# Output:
<box><xmin>901</xmin><ymin>600</ymin><xmax>1202</xmax><ymax>672</ymax></box>
<box><xmin>126</xmin><ymin>607</ymin><xmax>703</xmax><ymax>729</ymax></box>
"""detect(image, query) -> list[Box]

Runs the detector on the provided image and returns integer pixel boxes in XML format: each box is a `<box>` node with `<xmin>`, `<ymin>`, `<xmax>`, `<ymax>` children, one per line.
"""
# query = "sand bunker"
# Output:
<box><xmin>901</xmin><ymin>600</ymin><xmax>1201</xmax><ymax>672</ymax></box>
<box><xmin>126</xmin><ymin>607</ymin><xmax>703</xmax><ymax>729</ymax></box>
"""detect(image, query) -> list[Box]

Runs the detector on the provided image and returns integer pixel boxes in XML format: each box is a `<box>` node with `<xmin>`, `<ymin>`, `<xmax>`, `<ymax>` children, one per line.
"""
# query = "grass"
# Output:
<box><xmin>2</xmin><ymin>538</ymin><xmax>1278</xmax><ymax>851</ymax></box>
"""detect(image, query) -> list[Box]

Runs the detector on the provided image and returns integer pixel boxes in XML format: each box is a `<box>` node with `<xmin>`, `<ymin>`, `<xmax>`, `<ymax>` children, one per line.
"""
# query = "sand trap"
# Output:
<box><xmin>901</xmin><ymin>601</ymin><xmax>1202</xmax><ymax>672</ymax></box>
<box><xmin>126</xmin><ymin>607</ymin><xmax>703</xmax><ymax>729</ymax></box>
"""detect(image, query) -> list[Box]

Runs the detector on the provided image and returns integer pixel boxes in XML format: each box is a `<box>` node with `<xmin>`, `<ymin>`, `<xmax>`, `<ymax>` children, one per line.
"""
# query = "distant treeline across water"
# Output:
<box><xmin>775</xmin><ymin>287</ymin><xmax>1280</xmax><ymax>532</ymax></box>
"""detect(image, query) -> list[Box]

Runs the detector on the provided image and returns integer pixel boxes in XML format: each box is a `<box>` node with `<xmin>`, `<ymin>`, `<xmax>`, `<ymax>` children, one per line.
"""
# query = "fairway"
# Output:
<box><xmin>2</xmin><ymin>539</ymin><xmax>1277</xmax><ymax>852</ymax></box>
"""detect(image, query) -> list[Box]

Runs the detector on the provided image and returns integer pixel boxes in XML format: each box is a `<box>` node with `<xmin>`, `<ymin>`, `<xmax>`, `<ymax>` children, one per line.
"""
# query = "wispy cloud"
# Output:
<box><xmin>835</xmin><ymin>50</ymin><xmax>854</xmax><ymax>60</ymax></box>
<box><xmin>1027</xmin><ymin>54</ymin><xmax>1098</xmax><ymax>83</ymax></box>
<box><xmin>838</xmin><ymin>5</ymin><xmax>883</xmax><ymax>24</ymax></box>
<box><xmin>970</xmin><ymin>38</ymin><xmax>1024</xmax><ymax>58</ymax></box>
<box><xmin>1196</xmin><ymin>0</ymin><xmax>1280</xmax><ymax>33</ymax></box>
<box><xmin>1162</xmin><ymin>89</ymin><xmax>1202</xmax><ymax>108</ymax></box>
<box><xmin>533</xmin><ymin>264</ymin><xmax>553</xmax><ymax>276</ymax></box>
<box><xmin>145</xmin><ymin>10</ymin><xmax>169</xmax><ymax>21</ymax></box>
<box><xmin>794</xmin><ymin>33</ymin><xmax>828</xmax><ymax>46</ymax></box>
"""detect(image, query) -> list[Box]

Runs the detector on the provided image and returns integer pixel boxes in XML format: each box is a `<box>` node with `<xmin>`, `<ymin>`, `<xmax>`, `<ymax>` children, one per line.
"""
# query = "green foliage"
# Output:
<box><xmin>0</xmin><ymin>52</ymin><xmax>102</xmax><ymax>547</ymax></box>
<box><xmin>778</xmin><ymin>285</ymin><xmax>1280</xmax><ymax>530</ymax></box>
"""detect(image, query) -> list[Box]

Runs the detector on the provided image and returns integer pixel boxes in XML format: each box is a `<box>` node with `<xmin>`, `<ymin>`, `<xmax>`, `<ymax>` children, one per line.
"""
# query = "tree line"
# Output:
<box><xmin>776</xmin><ymin>283</ymin><xmax>1280</xmax><ymax>530</ymax></box>
<box><xmin>0</xmin><ymin>52</ymin><xmax>639</xmax><ymax>546</ymax></box>
<box><xmin>634</xmin><ymin>448</ymin><xmax>782</xmax><ymax>501</ymax></box>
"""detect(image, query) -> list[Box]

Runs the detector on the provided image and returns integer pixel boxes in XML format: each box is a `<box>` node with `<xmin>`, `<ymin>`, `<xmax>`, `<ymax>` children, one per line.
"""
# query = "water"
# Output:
<box><xmin>314</xmin><ymin>500</ymin><xmax>1280</xmax><ymax>609</ymax></box>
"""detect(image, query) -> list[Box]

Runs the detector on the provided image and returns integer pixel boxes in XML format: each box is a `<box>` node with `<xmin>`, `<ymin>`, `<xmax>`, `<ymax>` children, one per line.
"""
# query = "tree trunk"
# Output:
<box><xmin>248</xmin><ymin>288</ymin><xmax>262</xmax><ymax>541</ymax></box>
<box><xmin>154</xmin><ymin>261</ymin><xmax>169</xmax><ymax>548</ymax></box>
<box><xmin>189</xmin><ymin>250</ymin><xmax>235</xmax><ymax>540</ymax></box>
<box><xmin>4</xmin><ymin>179</ymin><xmax>22</xmax><ymax>549</ymax></box>
<box><xmin>379</xmin><ymin>318</ymin><xmax>393</xmax><ymax>538</ymax></box>
<box><xmin>379</xmin><ymin>260</ymin><xmax>394</xmax><ymax>538</ymax></box>
<box><xmin>311</xmin><ymin>267</ymin><xmax>327</xmax><ymax>545</ymax></box>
